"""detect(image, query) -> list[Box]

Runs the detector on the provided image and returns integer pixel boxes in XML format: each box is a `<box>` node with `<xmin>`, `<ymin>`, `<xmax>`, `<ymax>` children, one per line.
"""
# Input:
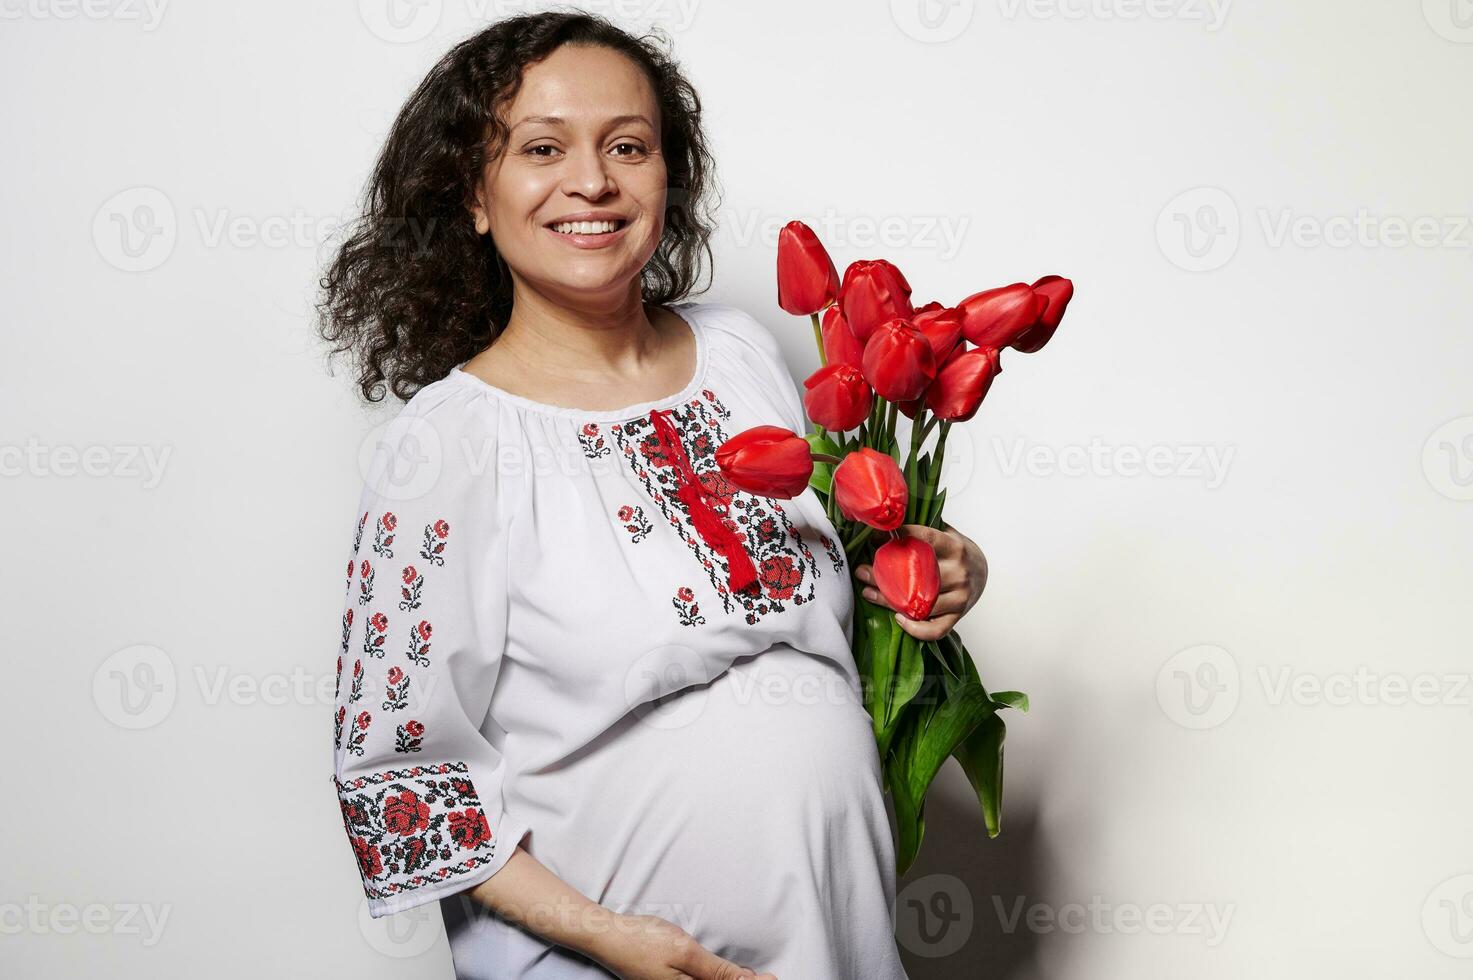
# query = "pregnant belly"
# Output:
<box><xmin>522</xmin><ymin>642</ymin><xmax>897</xmax><ymax>970</ymax></box>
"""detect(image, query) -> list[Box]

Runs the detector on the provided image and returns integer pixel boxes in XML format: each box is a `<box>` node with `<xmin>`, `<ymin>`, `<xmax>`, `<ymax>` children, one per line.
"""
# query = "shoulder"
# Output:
<box><xmin>360</xmin><ymin>373</ymin><xmax>502</xmax><ymax>508</ymax></box>
<box><xmin>674</xmin><ymin>300</ymin><xmax>787</xmax><ymax>365</ymax></box>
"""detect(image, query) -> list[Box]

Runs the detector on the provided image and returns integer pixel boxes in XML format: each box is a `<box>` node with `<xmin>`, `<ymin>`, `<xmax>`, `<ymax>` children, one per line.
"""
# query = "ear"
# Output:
<box><xmin>469</xmin><ymin>188</ymin><xmax>490</xmax><ymax>236</ymax></box>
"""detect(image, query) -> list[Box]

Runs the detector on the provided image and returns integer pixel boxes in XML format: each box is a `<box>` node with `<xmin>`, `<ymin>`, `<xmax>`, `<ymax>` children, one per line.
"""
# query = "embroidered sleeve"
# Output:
<box><xmin>330</xmin><ymin>400</ymin><xmax>530</xmax><ymax>919</ymax></box>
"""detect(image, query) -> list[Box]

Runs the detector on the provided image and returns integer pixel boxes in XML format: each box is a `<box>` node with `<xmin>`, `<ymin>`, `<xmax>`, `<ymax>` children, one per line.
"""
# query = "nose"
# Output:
<box><xmin>560</xmin><ymin>145</ymin><xmax>616</xmax><ymax>200</ymax></box>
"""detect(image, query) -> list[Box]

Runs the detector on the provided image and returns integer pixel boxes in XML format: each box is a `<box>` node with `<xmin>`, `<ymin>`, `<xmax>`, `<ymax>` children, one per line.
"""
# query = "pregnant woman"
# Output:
<box><xmin>320</xmin><ymin>13</ymin><xmax>988</xmax><ymax>979</ymax></box>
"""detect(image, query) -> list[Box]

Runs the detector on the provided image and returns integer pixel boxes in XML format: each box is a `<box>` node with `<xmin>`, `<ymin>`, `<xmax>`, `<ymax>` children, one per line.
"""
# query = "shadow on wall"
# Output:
<box><xmin>893</xmin><ymin>782</ymin><xmax>1045</xmax><ymax>980</ymax></box>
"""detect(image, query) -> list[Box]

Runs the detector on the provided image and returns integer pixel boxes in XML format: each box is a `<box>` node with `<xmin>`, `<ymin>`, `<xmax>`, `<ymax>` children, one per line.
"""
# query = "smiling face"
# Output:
<box><xmin>471</xmin><ymin>43</ymin><xmax>668</xmax><ymax>308</ymax></box>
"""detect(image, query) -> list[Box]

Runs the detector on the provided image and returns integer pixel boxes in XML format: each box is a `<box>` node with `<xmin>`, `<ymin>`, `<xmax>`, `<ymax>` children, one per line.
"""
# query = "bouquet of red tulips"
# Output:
<box><xmin>714</xmin><ymin>221</ymin><xmax>1074</xmax><ymax>874</ymax></box>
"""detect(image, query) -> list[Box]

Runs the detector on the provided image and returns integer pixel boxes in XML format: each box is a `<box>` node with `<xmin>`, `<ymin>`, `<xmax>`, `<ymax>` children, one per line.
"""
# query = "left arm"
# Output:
<box><xmin>854</xmin><ymin>522</ymin><xmax>988</xmax><ymax>641</ymax></box>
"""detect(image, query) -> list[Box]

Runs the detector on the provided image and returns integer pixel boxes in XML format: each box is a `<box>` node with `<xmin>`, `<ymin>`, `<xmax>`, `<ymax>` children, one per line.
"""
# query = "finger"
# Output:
<box><xmin>900</xmin><ymin>522</ymin><xmax>960</xmax><ymax>556</ymax></box>
<box><xmin>685</xmin><ymin>942</ymin><xmax>767</xmax><ymax>980</ymax></box>
<box><xmin>896</xmin><ymin>611</ymin><xmax>956</xmax><ymax>641</ymax></box>
<box><xmin>854</xmin><ymin>563</ymin><xmax>873</xmax><ymax>583</ymax></box>
<box><xmin>860</xmin><ymin>584</ymin><xmax>893</xmax><ymax>610</ymax></box>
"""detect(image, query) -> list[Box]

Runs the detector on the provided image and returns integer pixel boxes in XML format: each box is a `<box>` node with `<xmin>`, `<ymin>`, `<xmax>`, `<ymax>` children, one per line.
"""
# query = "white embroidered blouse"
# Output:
<box><xmin>329</xmin><ymin>301</ymin><xmax>909</xmax><ymax>979</ymax></box>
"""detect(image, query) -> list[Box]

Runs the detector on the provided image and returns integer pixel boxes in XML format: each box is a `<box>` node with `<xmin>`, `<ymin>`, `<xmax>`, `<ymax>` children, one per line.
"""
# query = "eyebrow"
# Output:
<box><xmin>510</xmin><ymin>114</ymin><xmax>653</xmax><ymax>132</ymax></box>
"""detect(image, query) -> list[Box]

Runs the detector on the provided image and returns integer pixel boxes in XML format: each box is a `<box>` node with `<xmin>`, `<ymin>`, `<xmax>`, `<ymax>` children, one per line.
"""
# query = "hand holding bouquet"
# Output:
<box><xmin>715</xmin><ymin>221</ymin><xmax>1075</xmax><ymax>873</ymax></box>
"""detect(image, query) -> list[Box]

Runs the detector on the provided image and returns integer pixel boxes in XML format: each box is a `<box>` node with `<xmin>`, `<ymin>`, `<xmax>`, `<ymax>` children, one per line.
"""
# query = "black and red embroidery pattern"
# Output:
<box><xmin>357</xmin><ymin>560</ymin><xmax>375</xmax><ymax>606</ymax></box>
<box><xmin>672</xmin><ymin>586</ymin><xmax>706</xmax><ymax>626</ymax></box>
<box><xmin>335</xmin><ymin>762</ymin><xmax>500</xmax><ymax>902</ymax></box>
<box><xmin>617</xmin><ymin>504</ymin><xmax>653</xmax><ymax>543</ymax></box>
<box><xmin>383</xmin><ymin>666</ymin><xmax>411</xmax><ymax>712</ymax></box>
<box><xmin>333</xmin><ymin>503</ymin><xmax>510</xmax><ymax>907</ymax></box>
<box><xmin>820</xmin><ymin>533</ymin><xmax>846</xmax><ymax>574</ymax></box>
<box><xmin>583</xmin><ymin>390</ymin><xmax>823</xmax><ymax>625</ymax></box>
<box><xmin>373</xmin><ymin>512</ymin><xmax>397</xmax><ymax>558</ymax></box>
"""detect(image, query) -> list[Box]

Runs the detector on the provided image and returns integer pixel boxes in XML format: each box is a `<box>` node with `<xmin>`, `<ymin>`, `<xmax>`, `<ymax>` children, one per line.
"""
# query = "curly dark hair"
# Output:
<box><xmin>317</xmin><ymin>10</ymin><xmax>720</xmax><ymax>403</ymax></box>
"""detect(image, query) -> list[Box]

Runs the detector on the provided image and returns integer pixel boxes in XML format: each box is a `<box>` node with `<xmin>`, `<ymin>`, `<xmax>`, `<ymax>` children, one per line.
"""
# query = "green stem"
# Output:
<box><xmin>903</xmin><ymin>404</ymin><xmax>927</xmax><ymax>525</ymax></box>
<box><xmin>919</xmin><ymin>420</ymin><xmax>951</xmax><ymax>526</ymax></box>
<box><xmin>810</xmin><ymin>312</ymin><xmax>826</xmax><ymax>367</ymax></box>
<box><xmin>844</xmin><ymin>524</ymin><xmax>874</xmax><ymax>554</ymax></box>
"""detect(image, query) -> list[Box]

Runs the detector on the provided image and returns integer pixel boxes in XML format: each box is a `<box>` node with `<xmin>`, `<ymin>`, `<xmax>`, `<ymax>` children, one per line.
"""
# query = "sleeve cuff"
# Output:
<box><xmin>334</xmin><ymin>761</ymin><xmax>531</xmax><ymax>918</ymax></box>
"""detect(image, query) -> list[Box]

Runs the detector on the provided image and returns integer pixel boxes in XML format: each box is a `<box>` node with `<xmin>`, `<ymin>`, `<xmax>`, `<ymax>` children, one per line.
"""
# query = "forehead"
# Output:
<box><xmin>508</xmin><ymin>44</ymin><xmax>658</xmax><ymax>130</ymax></box>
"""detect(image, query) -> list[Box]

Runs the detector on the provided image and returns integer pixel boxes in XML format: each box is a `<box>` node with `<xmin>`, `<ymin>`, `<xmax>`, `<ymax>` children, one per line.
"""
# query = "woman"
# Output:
<box><xmin>319</xmin><ymin>13</ymin><xmax>988</xmax><ymax>979</ymax></box>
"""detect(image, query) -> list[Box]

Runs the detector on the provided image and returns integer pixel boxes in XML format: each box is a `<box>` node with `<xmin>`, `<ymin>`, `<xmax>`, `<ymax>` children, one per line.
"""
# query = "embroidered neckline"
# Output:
<box><xmin>649</xmin><ymin>406</ymin><xmax>759</xmax><ymax>595</ymax></box>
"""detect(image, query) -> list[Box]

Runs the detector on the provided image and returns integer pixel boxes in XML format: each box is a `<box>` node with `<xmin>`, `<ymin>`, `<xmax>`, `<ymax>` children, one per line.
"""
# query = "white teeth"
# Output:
<box><xmin>551</xmin><ymin>219</ymin><xmax>622</xmax><ymax>235</ymax></box>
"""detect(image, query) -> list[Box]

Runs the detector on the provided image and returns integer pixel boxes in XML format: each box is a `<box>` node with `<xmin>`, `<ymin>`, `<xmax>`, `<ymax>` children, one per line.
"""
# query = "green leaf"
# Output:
<box><xmin>886</xmin><ymin>714</ymin><xmax>925</xmax><ymax>875</ymax></box>
<box><xmin>888</xmin><ymin>634</ymin><xmax>927</xmax><ymax>725</ymax></box>
<box><xmin>953</xmin><ymin>712</ymin><xmax>1007</xmax><ymax>838</ymax></box>
<box><xmin>991</xmin><ymin>690</ymin><xmax>1030</xmax><ymax>712</ymax></box>
<box><xmin>903</xmin><ymin>678</ymin><xmax>998</xmax><ymax>813</ymax></box>
<box><xmin>925</xmin><ymin>487</ymin><xmax>948</xmax><ymax>529</ymax></box>
<box><xmin>805</xmin><ymin>432</ymin><xmax>841</xmax><ymax>494</ymax></box>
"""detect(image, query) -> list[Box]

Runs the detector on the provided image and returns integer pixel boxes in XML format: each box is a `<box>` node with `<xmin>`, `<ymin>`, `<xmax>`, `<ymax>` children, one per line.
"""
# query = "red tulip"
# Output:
<box><xmin>776</xmin><ymin>221</ymin><xmax>840</xmax><ymax>316</ymax></box>
<box><xmin>839</xmin><ymin>259</ymin><xmax>914</xmax><ymax>344</ymax></box>
<box><xmin>925</xmin><ymin>345</ymin><xmax>1001</xmax><ymax>422</ymax></box>
<box><xmin>832</xmin><ymin>448</ymin><xmax>908</xmax><ymax>531</ymax></box>
<box><xmin>803</xmin><ymin>363</ymin><xmax>873</xmax><ymax>432</ymax></box>
<box><xmin>873</xmin><ymin>534</ymin><xmax>941</xmax><ymax>620</ymax></box>
<box><xmin>861</xmin><ymin>318</ymin><xmax>936</xmax><ymax>402</ymax></box>
<box><xmin>715</xmin><ymin>425</ymin><xmax>814</xmax><ymax>498</ymax></box>
<box><xmin>1011</xmin><ymin>275</ymin><xmax>1074</xmax><ymax>353</ymax></box>
<box><xmin>957</xmin><ymin>283</ymin><xmax>1046</xmax><ymax>349</ymax></box>
<box><xmin>911</xmin><ymin>305</ymin><xmax>965</xmax><ymax>365</ymax></box>
<box><xmin>821</xmin><ymin>303</ymin><xmax>865</xmax><ymax>370</ymax></box>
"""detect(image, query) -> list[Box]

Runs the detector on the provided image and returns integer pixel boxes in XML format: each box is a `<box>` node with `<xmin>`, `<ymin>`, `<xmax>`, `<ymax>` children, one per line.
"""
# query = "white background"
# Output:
<box><xmin>3</xmin><ymin>0</ymin><xmax>1471</xmax><ymax>977</ymax></box>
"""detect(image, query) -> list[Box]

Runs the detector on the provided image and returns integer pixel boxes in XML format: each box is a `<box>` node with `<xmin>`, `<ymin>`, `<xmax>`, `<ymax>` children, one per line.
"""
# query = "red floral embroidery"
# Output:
<box><xmin>344</xmin><ymin>710</ymin><xmax>371</xmax><ymax>756</ymax></box>
<box><xmin>597</xmin><ymin>393</ymin><xmax>823</xmax><ymax>625</ymax></box>
<box><xmin>363</xmin><ymin>612</ymin><xmax>389</xmax><ymax>659</ymax></box>
<box><xmin>334</xmin><ymin>762</ymin><xmax>500</xmax><ymax>901</ymax></box>
<box><xmin>373</xmin><ymin>511</ymin><xmax>397</xmax><ymax>558</ymax></box>
<box><xmin>617</xmin><ymin>504</ymin><xmax>654</xmax><ymax>542</ymax></box>
<box><xmin>406</xmin><ymin>620</ymin><xmax>432</xmax><ymax>667</ymax></box>
<box><xmin>671</xmin><ymin>586</ymin><xmax>706</xmax><ymax>626</ymax></box>
<box><xmin>399</xmin><ymin>566</ymin><xmax>425</xmax><ymax>611</ymax></box>
<box><xmin>383</xmin><ymin>665</ymin><xmax>411</xmax><ymax>711</ymax></box>
<box><xmin>357</xmin><ymin>559</ymin><xmax>376</xmax><ymax>605</ymax></box>
<box><xmin>578</xmin><ymin>422</ymin><xmax>611</xmax><ymax>459</ymax></box>
<box><xmin>395</xmin><ymin>719</ymin><xmax>426</xmax><ymax>754</ymax></box>
<box><xmin>419</xmin><ymin>520</ymin><xmax>450</xmax><ymax>566</ymax></box>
